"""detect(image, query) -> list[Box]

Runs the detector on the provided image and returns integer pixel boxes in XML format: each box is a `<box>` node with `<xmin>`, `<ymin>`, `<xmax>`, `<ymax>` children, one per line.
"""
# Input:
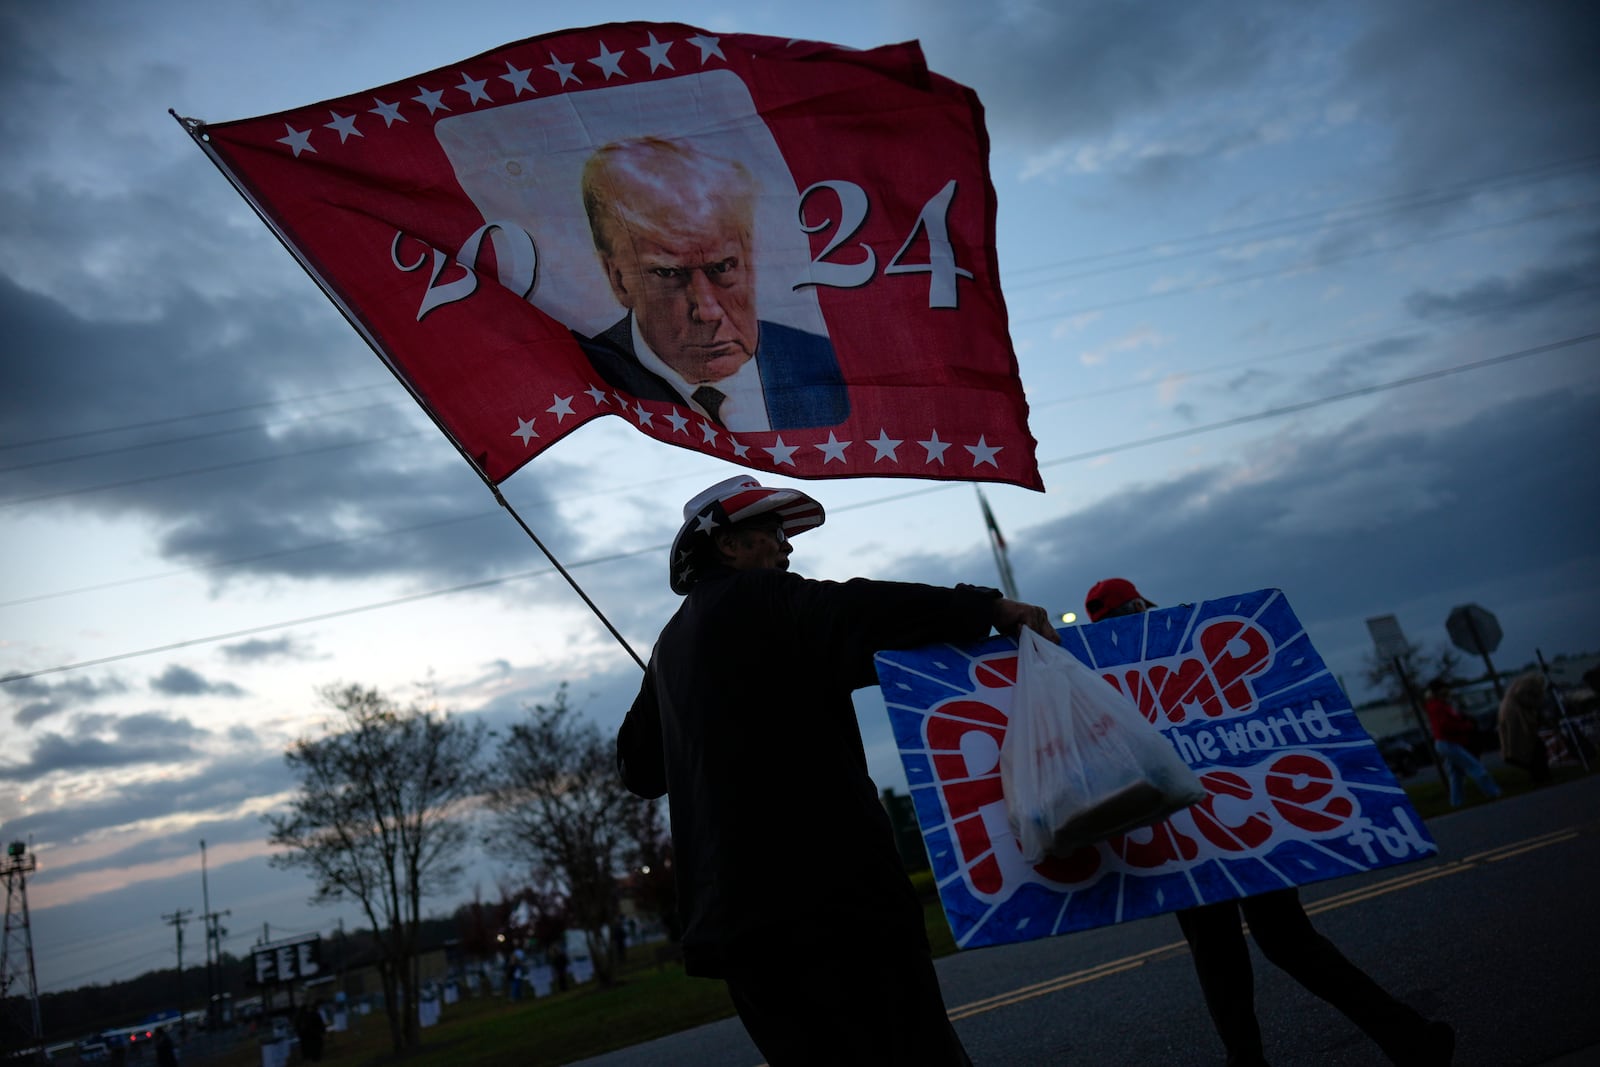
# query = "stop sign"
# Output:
<box><xmin>1446</xmin><ymin>603</ymin><xmax>1502</xmax><ymax>655</ymax></box>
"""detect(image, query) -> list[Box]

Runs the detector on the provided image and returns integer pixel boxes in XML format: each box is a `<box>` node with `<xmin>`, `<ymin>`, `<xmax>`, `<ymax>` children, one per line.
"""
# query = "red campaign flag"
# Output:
<box><xmin>190</xmin><ymin>23</ymin><xmax>1042</xmax><ymax>490</ymax></box>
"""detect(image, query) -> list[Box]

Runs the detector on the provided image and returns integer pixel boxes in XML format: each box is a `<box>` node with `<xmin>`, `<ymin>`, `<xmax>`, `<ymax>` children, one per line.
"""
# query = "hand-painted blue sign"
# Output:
<box><xmin>874</xmin><ymin>588</ymin><xmax>1435</xmax><ymax>949</ymax></box>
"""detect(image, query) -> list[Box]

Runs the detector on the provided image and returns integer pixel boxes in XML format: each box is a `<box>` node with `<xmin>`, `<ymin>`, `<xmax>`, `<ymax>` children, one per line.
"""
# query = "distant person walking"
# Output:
<box><xmin>154</xmin><ymin>1028</ymin><xmax>178</xmax><ymax>1067</ymax></box>
<box><xmin>506</xmin><ymin>948</ymin><xmax>525</xmax><ymax>1001</ymax></box>
<box><xmin>1423</xmin><ymin>679</ymin><xmax>1502</xmax><ymax>807</ymax></box>
<box><xmin>1085</xmin><ymin>579</ymin><xmax>1456</xmax><ymax>1067</ymax></box>
<box><xmin>295</xmin><ymin>1002</ymin><xmax>326</xmax><ymax>1063</ymax></box>
<box><xmin>1499</xmin><ymin>673</ymin><xmax>1552</xmax><ymax>783</ymax></box>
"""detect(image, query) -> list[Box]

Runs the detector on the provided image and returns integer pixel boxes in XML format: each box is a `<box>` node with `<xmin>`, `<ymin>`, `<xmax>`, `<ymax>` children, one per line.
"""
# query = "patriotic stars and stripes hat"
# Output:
<box><xmin>670</xmin><ymin>476</ymin><xmax>825</xmax><ymax>594</ymax></box>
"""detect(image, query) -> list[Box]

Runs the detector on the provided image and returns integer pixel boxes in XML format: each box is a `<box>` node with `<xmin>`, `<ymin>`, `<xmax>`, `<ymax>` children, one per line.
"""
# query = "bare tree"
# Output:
<box><xmin>1363</xmin><ymin>641</ymin><xmax>1461</xmax><ymax>704</ymax></box>
<box><xmin>265</xmin><ymin>684</ymin><xmax>485</xmax><ymax>1052</ymax></box>
<box><xmin>482</xmin><ymin>684</ymin><xmax>637</xmax><ymax>987</ymax></box>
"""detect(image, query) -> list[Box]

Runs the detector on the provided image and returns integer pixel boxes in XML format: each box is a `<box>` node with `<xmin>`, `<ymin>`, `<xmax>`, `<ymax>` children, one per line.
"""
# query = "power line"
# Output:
<box><xmin>0</xmin><ymin>429</ymin><xmax>429</xmax><ymax>509</ymax></box>
<box><xmin>1013</xmin><ymin>198</ymin><xmax>1598</xmax><ymax>325</ymax></box>
<box><xmin>1032</xmin><ymin>279</ymin><xmax>1600</xmax><ymax>411</ymax></box>
<box><xmin>5</xmin><ymin>159</ymin><xmax>1588</xmax><ymax>501</ymax></box>
<box><xmin>0</xmin><ymin>510</ymin><xmax>501</xmax><ymax>608</ymax></box>
<box><xmin>8</xmin><ymin>270</ymin><xmax>1591</xmax><ymax>609</ymax></box>
<box><xmin>0</xmin><ymin>398</ymin><xmax>408</xmax><ymax>475</ymax></box>
<box><xmin>1004</xmin><ymin>151</ymin><xmax>1599</xmax><ymax>280</ymax></box>
<box><xmin>8</xmin><ymin>156</ymin><xmax>1592</xmax><ymax>463</ymax></box>
<box><xmin>4</xmin><ymin>257</ymin><xmax>1592</xmax><ymax>612</ymax></box>
<box><xmin>0</xmin><ymin>381</ymin><xmax>391</xmax><ymax>453</ymax></box>
<box><xmin>0</xmin><ymin>544</ymin><xmax>660</xmax><ymax>683</ymax></box>
<box><xmin>39</xmin><ymin>946</ymin><xmax>173</xmax><ymax>995</ymax></box>
<box><xmin>8</xmin><ymin>257</ymin><xmax>1591</xmax><ymax>518</ymax></box>
<box><xmin>0</xmin><ymin>464</ymin><xmax>718</xmax><ymax>608</ymax></box>
<box><xmin>1036</xmin><ymin>333</ymin><xmax>1597</xmax><ymax>470</ymax></box>
<box><xmin>3</xmin><ymin>330</ymin><xmax>1590</xmax><ymax>685</ymax></box>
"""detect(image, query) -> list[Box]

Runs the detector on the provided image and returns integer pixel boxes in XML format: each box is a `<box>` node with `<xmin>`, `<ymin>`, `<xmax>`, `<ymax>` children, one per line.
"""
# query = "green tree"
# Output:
<box><xmin>265</xmin><ymin>684</ymin><xmax>485</xmax><ymax>1053</ymax></box>
<box><xmin>482</xmin><ymin>685</ymin><xmax>638</xmax><ymax>988</ymax></box>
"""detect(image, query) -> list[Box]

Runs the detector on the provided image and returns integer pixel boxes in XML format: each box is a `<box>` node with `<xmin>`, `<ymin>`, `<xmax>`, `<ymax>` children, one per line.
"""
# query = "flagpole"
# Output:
<box><xmin>975</xmin><ymin>488</ymin><xmax>1019</xmax><ymax>600</ymax></box>
<box><xmin>171</xmin><ymin>111</ymin><xmax>645</xmax><ymax>672</ymax></box>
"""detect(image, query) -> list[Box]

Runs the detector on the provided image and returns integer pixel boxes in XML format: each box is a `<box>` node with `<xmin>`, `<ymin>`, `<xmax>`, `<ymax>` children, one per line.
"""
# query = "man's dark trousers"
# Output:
<box><xmin>724</xmin><ymin>931</ymin><xmax>971</xmax><ymax>1066</ymax></box>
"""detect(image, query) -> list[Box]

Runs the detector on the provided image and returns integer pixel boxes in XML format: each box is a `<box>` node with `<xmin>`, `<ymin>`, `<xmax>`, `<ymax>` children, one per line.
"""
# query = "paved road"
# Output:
<box><xmin>575</xmin><ymin>773</ymin><xmax>1600</xmax><ymax>1066</ymax></box>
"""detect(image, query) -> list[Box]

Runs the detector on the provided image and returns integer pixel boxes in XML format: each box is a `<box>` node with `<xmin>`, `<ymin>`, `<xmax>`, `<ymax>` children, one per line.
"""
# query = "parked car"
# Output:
<box><xmin>1377</xmin><ymin>729</ymin><xmax>1432</xmax><ymax>778</ymax></box>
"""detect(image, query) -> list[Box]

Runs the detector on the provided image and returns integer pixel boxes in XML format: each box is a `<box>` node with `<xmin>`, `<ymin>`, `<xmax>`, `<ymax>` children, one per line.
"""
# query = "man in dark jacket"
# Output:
<box><xmin>618</xmin><ymin>476</ymin><xmax>1055</xmax><ymax>1065</ymax></box>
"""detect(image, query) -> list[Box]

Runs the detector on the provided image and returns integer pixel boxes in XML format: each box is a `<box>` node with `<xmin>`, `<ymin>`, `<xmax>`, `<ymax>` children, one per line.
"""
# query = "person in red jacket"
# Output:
<box><xmin>1422</xmin><ymin>678</ymin><xmax>1502</xmax><ymax>807</ymax></box>
<box><xmin>618</xmin><ymin>476</ymin><xmax>1057</xmax><ymax>1066</ymax></box>
<box><xmin>1084</xmin><ymin>578</ymin><xmax>1455</xmax><ymax>1067</ymax></box>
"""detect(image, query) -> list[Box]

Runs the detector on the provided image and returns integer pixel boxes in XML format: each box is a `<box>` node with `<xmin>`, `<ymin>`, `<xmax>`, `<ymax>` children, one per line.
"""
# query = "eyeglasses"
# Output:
<box><xmin>727</xmin><ymin>520</ymin><xmax>787</xmax><ymax>545</ymax></box>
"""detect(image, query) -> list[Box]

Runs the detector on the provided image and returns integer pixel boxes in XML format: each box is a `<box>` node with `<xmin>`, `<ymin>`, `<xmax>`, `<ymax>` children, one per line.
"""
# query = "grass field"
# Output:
<box><xmin>202</xmin><ymin>955</ymin><xmax>737</xmax><ymax>1067</ymax></box>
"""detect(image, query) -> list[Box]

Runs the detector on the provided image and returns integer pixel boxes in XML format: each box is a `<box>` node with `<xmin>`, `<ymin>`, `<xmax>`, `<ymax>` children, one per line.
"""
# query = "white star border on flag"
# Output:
<box><xmin>271</xmin><ymin>27</ymin><xmax>729</xmax><ymax>158</ymax></box>
<box><xmin>543</xmin><ymin>392</ymin><xmax>1017</xmax><ymax>478</ymax></box>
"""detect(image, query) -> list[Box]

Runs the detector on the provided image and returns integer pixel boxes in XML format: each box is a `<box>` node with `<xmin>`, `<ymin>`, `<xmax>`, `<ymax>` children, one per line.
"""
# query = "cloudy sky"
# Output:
<box><xmin>2</xmin><ymin>0</ymin><xmax>1596</xmax><ymax>997</ymax></box>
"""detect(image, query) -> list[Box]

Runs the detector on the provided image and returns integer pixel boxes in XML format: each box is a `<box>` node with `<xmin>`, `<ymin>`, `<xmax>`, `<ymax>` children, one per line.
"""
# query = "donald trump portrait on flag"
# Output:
<box><xmin>576</xmin><ymin>137</ymin><xmax>849</xmax><ymax>431</ymax></box>
<box><xmin>434</xmin><ymin>69</ymin><xmax>850</xmax><ymax>433</ymax></box>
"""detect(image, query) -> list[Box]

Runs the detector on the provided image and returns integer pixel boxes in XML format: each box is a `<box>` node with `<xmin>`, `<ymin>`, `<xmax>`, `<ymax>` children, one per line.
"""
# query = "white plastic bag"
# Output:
<box><xmin>1000</xmin><ymin>627</ymin><xmax>1206</xmax><ymax>862</ymax></box>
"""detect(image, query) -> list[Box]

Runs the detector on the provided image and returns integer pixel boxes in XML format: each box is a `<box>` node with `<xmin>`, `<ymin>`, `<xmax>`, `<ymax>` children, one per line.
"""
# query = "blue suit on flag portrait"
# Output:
<box><xmin>578</xmin><ymin>314</ymin><xmax>850</xmax><ymax>430</ymax></box>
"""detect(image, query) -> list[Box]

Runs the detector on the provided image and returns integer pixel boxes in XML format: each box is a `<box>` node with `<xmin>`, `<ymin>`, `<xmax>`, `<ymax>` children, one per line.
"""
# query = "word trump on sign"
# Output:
<box><xmin>875</xmin><ymin>588</ymin><xmax>1434</xmax><ymax>949</ymax></box>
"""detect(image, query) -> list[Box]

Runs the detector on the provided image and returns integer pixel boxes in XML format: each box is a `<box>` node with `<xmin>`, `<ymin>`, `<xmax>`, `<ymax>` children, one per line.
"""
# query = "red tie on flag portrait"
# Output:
<box><xmin>184</xmin><ymin>23</ymin><xmax>1042</xmax><ymax>490</ymax></box>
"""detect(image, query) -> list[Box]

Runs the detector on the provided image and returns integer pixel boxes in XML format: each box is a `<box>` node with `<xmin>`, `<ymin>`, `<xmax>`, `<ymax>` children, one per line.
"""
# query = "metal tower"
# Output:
<box><xmin>1</xmin><ymin>840</ymin><xmax>44</xmax><ymax>1061</ymax></box>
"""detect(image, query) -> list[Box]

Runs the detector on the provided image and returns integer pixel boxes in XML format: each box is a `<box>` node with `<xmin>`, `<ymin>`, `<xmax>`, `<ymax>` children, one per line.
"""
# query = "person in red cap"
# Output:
<box><xmin>1084</xmin><ymin>577</ymin><xmax>1156</xmax><ymax>622</ymax></box>
<box><xmin>618</xmin><ymin>476</ymin><xmax>1056</xmax><ymax>1066</ymax></box>
<box><xmin>1084</xmin><ymin>579</ymin><xmax>1455</xmax><ymax>1067</ymax></box>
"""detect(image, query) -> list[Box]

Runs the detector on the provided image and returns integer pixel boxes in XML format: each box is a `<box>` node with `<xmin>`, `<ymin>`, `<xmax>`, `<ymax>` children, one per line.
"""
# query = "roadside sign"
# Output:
<box><xmin>1366</xmin><ymin>614</ymin><xmax>1409</xmax><ymax>661</ymax></box>
<box><xmin>1447</xmin><ymin>603</ymin><xmax>1502</xmax><ymax>656</ymax></box>
<box><xmin>251</xmin><ymin>934</ymin><xmax>322</xmax><ymax>985</ymax></box>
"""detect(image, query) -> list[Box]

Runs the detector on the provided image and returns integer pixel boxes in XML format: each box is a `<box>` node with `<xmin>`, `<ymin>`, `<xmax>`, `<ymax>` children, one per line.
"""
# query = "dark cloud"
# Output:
<box><xmin>905</xmin><ymin>0</ymin><xmax>1298</xmax><ymax>146</ymax></box>
<box><xmin>219</xmin><ymin>636</ymin><xmax>314</xmax><ymax>663</ymax></box>
<box><xmin>1301</xmin><ymin>334</ymin><xmax>1427</xmax><ymax>395</ymax></box>
<box><xmin>1340</xmin><ymin>2</ymin><xmax>1600</xmax><ymax>197</ymax></box>
<box><xmin>908</xmin><ymin>0</ymin><xmax>1599</xmax><ymax>230</ymax></box>
<box><xmin>0</xmin><ymin>277</ymin><xmax>588</xmax><ymax>589</ymax></box>
<box><xmin>1224</xmin><ymin>368</ymin><xmax>1279</xmax><ymax>394</ymax></box>
<box><xmin>2</xmin><ymin>751</ymin><xmax>287</xmax><ymax>844</ymax></box>
<box><xmin>4</xmin><ymin>673</ymin><xmax>128</xmax><ymax>727</ymax></box>
<box><xmin>116</xmin><ymin>712</ymin><xmax>208</xmax><ymax>742</ymax></box>
<box><xmin>1007</xmin><ymin>385</ymin><xmax>1600</xmax><ymax>689</ymax></box>
<box><xmin>860</xmin><ymin>382</ymin><xmax>1600</xmax><ymax>706</ymax></box>
<box><xmin>0</xmin><ymin>710</ymin><xmax>212</xmax><ymax>779</ymax></box>
<box><xmin>33</xmin><ymin>809</ymin><xmax>272</xmax><ymax>884</ymax></box>
<box><xmin>150</xmin><ymin>664</ymin><xmax>245</xmax><ymax>698</ymax></box>
<box><xmin>1405</xmin><ymin>231</ymin><xmax>1600</xmax><ymax>322</ymax></box>
<box><xmin>0</xmin><ymin>732</ymin><xmax>195</xmax><ymax>780</ymax></box>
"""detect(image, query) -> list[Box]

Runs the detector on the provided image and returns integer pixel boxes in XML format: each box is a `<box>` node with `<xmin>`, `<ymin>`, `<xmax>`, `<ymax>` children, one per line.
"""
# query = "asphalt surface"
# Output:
<box><xmin>573</xmin><ymin>771</ymin><xmax>1600</xmax><ymax>1066</ymax></box>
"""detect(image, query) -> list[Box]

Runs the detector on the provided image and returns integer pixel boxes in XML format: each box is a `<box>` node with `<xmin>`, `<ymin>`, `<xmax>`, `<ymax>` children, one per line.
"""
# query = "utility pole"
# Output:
<box><xmin>1</xmin><ymin>841</ymin><xmax>44</xmax><ymax>1061</ymax></box>
<box><xmin>161</xmin><ymin>908</ymin><xmax>194</xmax><ymax>1012</ymax></box>
<box><xmin>201</xmin><ymin>844</ymin><xmax>214</xmax><ymax>1023</ymax></box>
<box><xmin>199</xmin><ymin>841</ymin><xmax>231</xmax><ymax>1029</ymax></box>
